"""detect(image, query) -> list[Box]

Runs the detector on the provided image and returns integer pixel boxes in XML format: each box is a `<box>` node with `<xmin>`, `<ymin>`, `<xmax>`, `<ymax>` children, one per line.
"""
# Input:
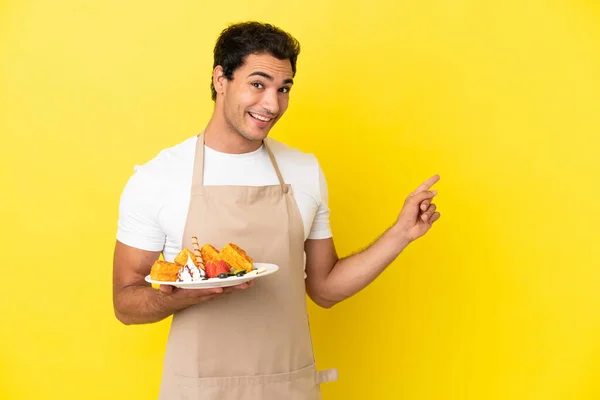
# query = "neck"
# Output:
<box><xmin>203</xmin><ymin>111</ymin><xmax>263</xmax><ymax>154</ymax></box>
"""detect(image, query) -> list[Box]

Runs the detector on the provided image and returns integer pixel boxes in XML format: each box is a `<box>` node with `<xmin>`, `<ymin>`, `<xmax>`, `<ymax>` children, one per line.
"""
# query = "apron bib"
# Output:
<box><xmin>158</xmin><ymin>133</ymin><xmax>337</xmax><ymax>399</ymax></box>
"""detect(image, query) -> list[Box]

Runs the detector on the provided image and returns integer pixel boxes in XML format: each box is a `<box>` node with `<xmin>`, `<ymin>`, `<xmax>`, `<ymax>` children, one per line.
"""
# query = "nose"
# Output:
<box><xmin>260</xmin><ymin>89</ymin><xmax>279</xmax><ymax>116</ymax></box>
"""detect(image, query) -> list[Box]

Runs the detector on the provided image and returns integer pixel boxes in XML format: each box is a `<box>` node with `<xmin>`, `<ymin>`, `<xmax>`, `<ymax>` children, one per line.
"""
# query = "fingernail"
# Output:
<box><xmin>432</xmin><ymin>190</ymin><xmax>437</xmax><ymax>195</ymax></box>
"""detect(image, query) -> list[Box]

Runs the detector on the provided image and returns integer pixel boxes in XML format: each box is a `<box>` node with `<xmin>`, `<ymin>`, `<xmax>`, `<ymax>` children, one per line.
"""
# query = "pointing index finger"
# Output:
<box><xmin>411</xmin><ymin>174</ymin><xmax>440</xmax><ymax>196</ymax></box>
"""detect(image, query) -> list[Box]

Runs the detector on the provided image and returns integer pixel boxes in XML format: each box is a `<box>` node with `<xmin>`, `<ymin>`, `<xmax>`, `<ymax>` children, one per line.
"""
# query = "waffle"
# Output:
<box><xmin>200</xmin><ymin>244</ymin><xmax>220</xmax><ymax>265</ymax></box>
<box><xmin>150</xmin><ymin>260</ymin><xmax>180</xmax><ymax>282</ymax></box>
<box><xmin>174</xmin><ymin>248</ymin><xmax>200</xmax><ymax>268</ymax></box>
<box><xmin>219</xmin><ymin>243</ymin><xmax>253</xmax><ymax>272</ymax></box>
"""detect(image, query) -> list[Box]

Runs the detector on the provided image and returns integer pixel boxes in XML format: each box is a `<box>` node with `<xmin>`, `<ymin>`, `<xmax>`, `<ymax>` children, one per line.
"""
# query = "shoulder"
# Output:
<box><xmin>265</xmin><ymin>137</ymin><xmax>325</xmax><ymax>201</ymax></box>
<box><xmin>135</xmin><ymin>136</ymin><xmax>196</xmax><ymax>180</ymax></box>
<box><xmin>125</xmin><ymin>136</ymin><xmax>197</xmax><ymax>190</ymax></box>
<box><xmin>118</xmin><ymin>136</ymin><xmax>196</xmax><ymax>207</ymax></box>
<box><xmin>265</xmin><ymin>137</ymin><xmax>319</xmax><ymax>172</ymax></box>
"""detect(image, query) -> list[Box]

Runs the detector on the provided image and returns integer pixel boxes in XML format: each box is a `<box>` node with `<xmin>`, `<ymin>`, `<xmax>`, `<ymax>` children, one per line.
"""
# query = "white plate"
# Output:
<box><xmin>144</xmin><ymin>263</ymin><xmax>279</xmax><ymax>289</ymax></box>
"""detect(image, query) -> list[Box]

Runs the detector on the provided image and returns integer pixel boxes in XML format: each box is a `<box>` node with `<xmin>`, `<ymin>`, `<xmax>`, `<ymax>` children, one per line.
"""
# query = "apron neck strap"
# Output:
<box><xmin>264</xmin><ymin>140</ymin><xmax>288</xmax><ymax>193</ymax></box>
<box><xmin>193</xmin><ymin>132</ymin><xmax>206</xmax><ymax>186</ymax></box>
<box><xmin>193</xmin><ymin>132</ymin><xmax>287</xmax><ymax>192</ymax></box>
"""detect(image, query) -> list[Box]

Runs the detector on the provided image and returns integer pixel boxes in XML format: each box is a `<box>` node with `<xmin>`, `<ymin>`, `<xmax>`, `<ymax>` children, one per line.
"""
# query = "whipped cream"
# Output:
<box><xmin>177</xmin><ymin>254</ymin><xmax>205</xmax><ymax>282</ymax></box>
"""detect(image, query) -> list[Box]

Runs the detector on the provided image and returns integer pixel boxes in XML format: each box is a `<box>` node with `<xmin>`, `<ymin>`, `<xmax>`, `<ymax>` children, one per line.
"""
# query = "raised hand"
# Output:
<box><xmin>395</xmin><ymin>175</ymin><xmax>441</xmax><ymax>243</ymax></box>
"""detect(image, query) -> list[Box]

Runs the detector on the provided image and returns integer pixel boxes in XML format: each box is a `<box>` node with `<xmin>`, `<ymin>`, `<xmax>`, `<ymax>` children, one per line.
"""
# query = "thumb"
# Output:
<box><xmin>407</xmin><ymin>190</ymin><xmax>437</xmax><ymax>206</ymax></box>
<box><xmin>159</xmin><ymin>284</ymin><xmax>174</xmax><ymax>293</ymax></box>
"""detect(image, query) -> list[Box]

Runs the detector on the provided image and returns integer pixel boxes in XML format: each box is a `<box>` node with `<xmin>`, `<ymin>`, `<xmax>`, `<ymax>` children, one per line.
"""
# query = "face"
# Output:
<box><xmin>215</xmin><ymin>53</ymin><xmax>294</xmax><ymax>143</ymax></box>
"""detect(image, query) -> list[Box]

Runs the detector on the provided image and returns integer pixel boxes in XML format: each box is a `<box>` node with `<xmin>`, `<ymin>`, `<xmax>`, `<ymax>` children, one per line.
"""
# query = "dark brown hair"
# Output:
<box><xmin>211</xmin><ymin>21</ymin><xmax>301</xmax><ymax>100</ymax></box>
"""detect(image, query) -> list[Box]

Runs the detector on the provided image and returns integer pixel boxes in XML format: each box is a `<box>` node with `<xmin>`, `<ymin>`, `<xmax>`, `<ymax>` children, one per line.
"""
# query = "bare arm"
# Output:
<box><xmin>304</xmin><ymin>226</ymin><xmax>408</xmax><ymax>308</ymax></box>
<box><xmin>305</xmin><ymin>175</ymin><xmax>441</xmax><ymax>309</ymax></box>
<box><xmin>112</xmin><ymin>241</ymin><xmax>251</xmax><ymax>325</ymax></box>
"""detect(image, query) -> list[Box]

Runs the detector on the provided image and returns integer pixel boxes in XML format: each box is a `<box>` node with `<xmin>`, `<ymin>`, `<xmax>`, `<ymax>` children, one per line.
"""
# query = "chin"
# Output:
<box><xmin>241</xmin><ymin>128</ymin><xmax>272</xmax><ymax>142</ymax></box>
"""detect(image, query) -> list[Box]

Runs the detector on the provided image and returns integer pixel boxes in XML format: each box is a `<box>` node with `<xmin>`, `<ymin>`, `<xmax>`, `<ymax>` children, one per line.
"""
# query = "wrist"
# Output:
<box><xmin>388</xmin><ymin>223</ymin><xmax>412</xmax><ymax>253</ymax></box>
<box><xmin>157</xmin><ymin>289</ymin><xmax>183</xmax><ymax>312</ymax></box>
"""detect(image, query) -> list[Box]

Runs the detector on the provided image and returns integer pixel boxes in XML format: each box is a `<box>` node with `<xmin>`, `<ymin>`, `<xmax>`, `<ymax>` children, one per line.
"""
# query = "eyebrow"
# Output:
<box><xmin>248</xmin><ymin>71</ymin><xmax>294</xmax><ymax>85</ymax></box>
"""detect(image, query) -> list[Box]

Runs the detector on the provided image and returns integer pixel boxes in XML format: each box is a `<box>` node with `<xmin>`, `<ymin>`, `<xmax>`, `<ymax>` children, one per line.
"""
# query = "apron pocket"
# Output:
<box><xmin>176</xmin><ymin>363</ymin><xmax>322</xmax><ymax>400</ymax></box>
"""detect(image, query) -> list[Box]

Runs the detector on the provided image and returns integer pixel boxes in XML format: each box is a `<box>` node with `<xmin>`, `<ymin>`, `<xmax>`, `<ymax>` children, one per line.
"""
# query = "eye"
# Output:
<box><xmin>279</xmin><ymin>87</ymin><xmax>291</xmax><ymax>93</ymax></box>
<box><xmin>251</xmin><ymin>82</ymin><xmax>264</xmax><ymax>89</ymax></box>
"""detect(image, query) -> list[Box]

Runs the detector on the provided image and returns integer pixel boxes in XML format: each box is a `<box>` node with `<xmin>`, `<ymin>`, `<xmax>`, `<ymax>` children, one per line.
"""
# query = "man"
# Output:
<box><xmin>113</xmin><ymin>21</ymin><xmax>440</xmax><ymax>399</ymax></box>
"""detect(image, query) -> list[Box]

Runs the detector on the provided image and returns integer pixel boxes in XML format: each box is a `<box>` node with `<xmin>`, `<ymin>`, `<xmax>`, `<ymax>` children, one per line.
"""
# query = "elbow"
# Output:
<box><xmin>317</xmin><ymin>300</ymin><xmax>336</xmax><ymax>309</ymax></box>
<box><xmin>114</xmin><ymin>308</ymin><xmax>133</xmax><ymax>325</ymax></box>
<box><xmin>113</xmin><ymin>301</ymin><xmax>137</xmax><ymax>325</ymax></box>
<box><xmin>309</xmin><ymin>292</ymin><xmax>338</xmax><ymax>309</ymax></box>
<box><xmin>307</xmin><ymin>282</ymin><xmax>341</xmax><ymax>309</ymax></box>
<box><xmin>113</xmin><ymin>290</ymin><xmax>140</xmax><ymax>325</ymax></box>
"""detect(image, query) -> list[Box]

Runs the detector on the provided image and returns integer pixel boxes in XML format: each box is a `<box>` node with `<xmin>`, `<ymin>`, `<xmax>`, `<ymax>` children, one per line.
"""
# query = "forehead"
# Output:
<box><xmin>235</xmin><ymin>53</ymin><xmax>293</xmax><ymax>79</ymax></box>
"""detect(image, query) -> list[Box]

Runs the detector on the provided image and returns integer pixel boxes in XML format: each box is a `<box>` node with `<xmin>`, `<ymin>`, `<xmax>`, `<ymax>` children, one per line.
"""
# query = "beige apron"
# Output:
<box><xmin>158</xmin><ymin>133</ymin><xmax>337</xmax><ymax>399</ymax></box>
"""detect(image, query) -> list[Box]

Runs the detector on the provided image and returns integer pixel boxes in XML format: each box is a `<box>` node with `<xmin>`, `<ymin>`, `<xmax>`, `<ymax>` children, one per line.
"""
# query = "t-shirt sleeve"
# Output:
<box><xmin>116</xmin><ymin>167</ymin><xmax>166</xmax><ymax>251</ymax></box>
<box><xmin>307</xmin><ymin>162</ymin><xmax>333</xmax><ymax>240</ymax></box>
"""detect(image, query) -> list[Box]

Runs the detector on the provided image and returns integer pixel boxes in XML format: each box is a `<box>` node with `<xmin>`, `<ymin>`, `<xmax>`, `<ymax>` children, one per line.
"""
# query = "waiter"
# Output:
<box><xmin>112</xmin><ymin>21</ymin><xmax>441</xmax><ymax>399</ymax></box>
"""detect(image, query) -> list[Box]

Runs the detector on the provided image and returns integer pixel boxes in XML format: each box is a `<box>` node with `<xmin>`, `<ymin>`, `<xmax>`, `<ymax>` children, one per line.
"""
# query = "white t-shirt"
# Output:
<box><xmin>116</xmin><ymin>136</ymin><xmax>332</xmax><ymax>263</ymax></box>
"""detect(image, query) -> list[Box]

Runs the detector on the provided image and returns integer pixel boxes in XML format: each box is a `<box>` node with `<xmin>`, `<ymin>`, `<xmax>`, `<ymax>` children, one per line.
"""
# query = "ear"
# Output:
<box><xmin>213</xmin><ymin>66</ymin><xmax>227</xmax><ymax>97</ymax></box>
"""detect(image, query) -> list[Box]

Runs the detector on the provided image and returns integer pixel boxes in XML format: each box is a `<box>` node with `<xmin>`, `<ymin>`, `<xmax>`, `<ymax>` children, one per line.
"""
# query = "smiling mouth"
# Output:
<box><xmin>248</xmin><ymin>112</ymin><xmax>274</xmax><ymax>122</ymax></box>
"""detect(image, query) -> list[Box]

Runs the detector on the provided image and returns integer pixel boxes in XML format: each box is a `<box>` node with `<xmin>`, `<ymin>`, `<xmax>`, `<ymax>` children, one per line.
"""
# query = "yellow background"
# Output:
<box><xmin>1</xmin><ymin>0</ymin><xmax>599</xmax><ymax>399</ymax></box>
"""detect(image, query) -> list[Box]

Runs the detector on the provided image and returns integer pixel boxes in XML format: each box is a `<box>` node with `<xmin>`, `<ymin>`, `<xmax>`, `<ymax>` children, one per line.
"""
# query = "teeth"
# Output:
<box><xmin>250</xmin><ymin>112</ymin><xmax>272</xmax><ymax>122</ymax></box>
